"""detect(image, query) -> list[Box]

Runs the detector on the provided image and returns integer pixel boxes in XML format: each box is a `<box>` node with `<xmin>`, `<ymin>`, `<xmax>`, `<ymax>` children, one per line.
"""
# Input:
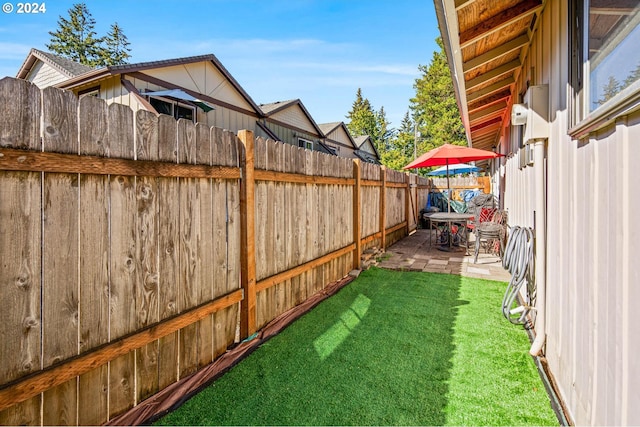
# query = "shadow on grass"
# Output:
<box><xmin>156</xmin><ymin>268</ymin><xmax>467</xmax><ymax>426</ymax></box>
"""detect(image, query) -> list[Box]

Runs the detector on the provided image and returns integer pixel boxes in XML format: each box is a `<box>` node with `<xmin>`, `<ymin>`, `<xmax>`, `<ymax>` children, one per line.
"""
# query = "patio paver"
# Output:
<box><xmin>377</xmin><ymin>229</ymin><xmax>512</xmax><ymax>283</ymax></box>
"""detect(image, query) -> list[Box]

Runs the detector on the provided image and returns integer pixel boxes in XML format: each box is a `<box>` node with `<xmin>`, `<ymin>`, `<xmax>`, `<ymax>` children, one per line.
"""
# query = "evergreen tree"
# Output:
<box><xmin>101</xmin><ymin>23</ymin><xmax>131</xmax><ymax>66</ymax></box>
<box><xmin>47</xmin><ymin>3</ymin><xmax>102</xmax><ymax>66</ymax></box>
<box><xmin>623</xmin><ymin>62</ymin><xmax>640</xmax><ymax>90</ymax></box>
<box><xmin>410</xmin><ymin>37</ymin><xmax>466</xmax><ymax>155</ymax></box>
<box><xmin>381</xmin><ymin>111</ymin><xmax>414</xmax><ymax>171</ymax></box>
<box><xmin>346</xmin><ymin>88</ymin><xmax>378</xmax><ymax>140</ymax></box>
<box><xmin>47</xmin><ymin>3</ymin><xmax>131</xmax><ymax>67</ymax></box>
<box><xmin>597</xmin><ymin>75</ymin><xmax>621</xmax><ymax>105</ymax></box>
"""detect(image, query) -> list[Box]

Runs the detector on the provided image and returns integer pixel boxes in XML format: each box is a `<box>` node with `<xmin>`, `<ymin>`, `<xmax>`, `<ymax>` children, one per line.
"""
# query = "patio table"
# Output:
<box><xmin>423</xmin><ymin>212</ymin><xmax>474</xmax><ymax>253</ymax></box>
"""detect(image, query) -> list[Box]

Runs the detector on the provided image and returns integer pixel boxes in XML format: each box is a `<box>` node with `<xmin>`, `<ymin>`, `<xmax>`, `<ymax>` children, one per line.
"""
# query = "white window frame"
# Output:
<box><xmin>298</xmin><ymin>138</ymin><xmax>313</xmax><ymax>150</ymax></box>
<box><xmin>569</xmin><ymin>0</ymin><xmax>640</xmax><ymax>138</ymax></box>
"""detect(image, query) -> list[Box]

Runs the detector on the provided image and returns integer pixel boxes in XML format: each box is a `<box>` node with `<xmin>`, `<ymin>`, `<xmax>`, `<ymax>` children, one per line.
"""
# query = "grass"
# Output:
<box><xmin>155</xmin><ymin>267</ymin><xmax>558</xmax><ymax>426</ymax></box>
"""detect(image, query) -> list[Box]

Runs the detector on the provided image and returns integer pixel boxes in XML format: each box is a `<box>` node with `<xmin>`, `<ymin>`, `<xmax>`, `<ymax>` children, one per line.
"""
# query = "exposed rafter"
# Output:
<box><xmin>470</xmin><ymin>116</ymin><xmax>503</xmax><ymax>133</ymax></box>
<box><xmin>465</xmin><ymin>59</ymin><xmax>521</xmax><ymax>91</ymax></box>
<box><xmin>469</xmin><ymin>101</ymin><xmax>508</xmax><ymax>124</ymax></box>
<box><xmin>466</xmin><ymin>77</ymin><xmax>515</xmax><ymax>103</ymax></box>
<box><xmin>459</xmin><ymin>0</ymin><xmax>543</xmax><ymax>48</ymax></box>
<box><xmin>468</xmin><ymin>89</ymin><xmax>511</xmax><ymax>113</ymax></box>
<box><xmin>463</xmin><ymin>34</ymin><xmax>529</xmax><ymax>73</ymax></box>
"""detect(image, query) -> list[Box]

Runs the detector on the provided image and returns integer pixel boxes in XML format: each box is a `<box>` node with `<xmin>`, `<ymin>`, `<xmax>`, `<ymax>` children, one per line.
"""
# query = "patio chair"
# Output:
<box><xmin>466</xmin><ymin>193</ymin><xmax>496</xmax><ymax>232</ymax></box>
<box><xmin>473</xmin><ymin>209</ymin><xmax>508</xmax><ymax>263</ymax></box>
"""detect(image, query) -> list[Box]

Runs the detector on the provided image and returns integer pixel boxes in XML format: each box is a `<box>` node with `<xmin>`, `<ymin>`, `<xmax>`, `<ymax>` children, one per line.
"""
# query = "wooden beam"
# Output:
<box><xmin>470</xmin><ymin>116</ymin><xmax>503</xmax><ymax>133</ymax></box>
<box><xmin>468</xmin><ymin>89</ymin><xmax>512</xmax><ymax>113</ymax></box>
<box><xmin>254</xmin><ymin>169</ymin><xmax>354</xmax><ymax>186</ymax></box>
<box><xmin>0</xmin><ymin>288</ymin><xmax>243</xmax><ymax>411</ymax></box>
<box><xmin>469</xmin><ymin>101</ymin><xmax>508</xmax><ymax>125</ymax></box>
<box><xmin>238</xmin><ymin>130</ymin><xmax>257</xmax><ymax>338</ymax></box>
<box><xmin>454</xmin><ymin>0</ymin><xmax>474</xmax><ymax>10</ymax></box>
<box><xmin>459</xmin><ymin>0</ymin><xmax>542</xmax><ymax>48</ymax></box>
<box><xmin>466</xmin><ymin>77</ymin><xmax>515</xmax><ymax>103</ymax></box>
<box><xmin>463</xmin><ymin>34</ymin><xmax>529</xmax><ymax>73</ymax></box>
<box><xmin>255</xmin><ymin>244</ymin><xmax>356</xmax><ymax>293</ymax></box>
<box><xmin>465</xmin><ymin>59</ymin><xmax>521</xmax><ymax>91</ymax></box>
<box><xmin>0</xmin><ymin>148</ymin><xmax>240</xmax><ymax>179</ymax></box>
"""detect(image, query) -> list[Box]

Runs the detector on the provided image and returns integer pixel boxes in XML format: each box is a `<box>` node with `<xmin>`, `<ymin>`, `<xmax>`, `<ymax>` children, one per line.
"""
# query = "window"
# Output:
<box><xmin>78</xmin><ymin>86</ymin><xmax>100</xmax><ymax>98</ymax></box>
<box><xmin>149</xmin><ymin>96</ymin><xmax>195</xmax><ymax>121</ymax></box>
<box><xmin>298</xmin><ymin>138</ymin><xmax>313</xmax><ymax>150</ymax></box>
<box><xmin>571</xmin><ymin>0</ymin><xmax>640</xmax><ymax>126</ymax></box>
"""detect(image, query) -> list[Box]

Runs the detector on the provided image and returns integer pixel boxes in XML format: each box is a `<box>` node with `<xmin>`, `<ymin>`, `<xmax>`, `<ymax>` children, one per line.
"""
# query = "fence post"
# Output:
<box><xmin>238</xmin><ymin>130</ymin><xmax>256</xmax><ymax>338</ymax></box>
<box><xmin>380</xmin><ymin>166</ymin><xmax>387</xmax><ymax>250</ymax></box>
<box><xmin>405</xmin><ymin>172</ymin><xmax>411</xmax><ymax>235</ymax></box>
<box><xmin>353</xmin><ymin>159</ymin><xmax>361</xmax><ymax>270</ymax></box>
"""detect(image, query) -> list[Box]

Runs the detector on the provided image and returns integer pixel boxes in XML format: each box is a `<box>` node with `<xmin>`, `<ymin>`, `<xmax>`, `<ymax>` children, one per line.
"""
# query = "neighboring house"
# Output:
<box><xmin>258</xmin><ymin>99</ymin><xmax>335</xmax><ymax>155</ymax></box>
<box><xmin>434</xmin><ymin>0</ymin><xmax>640</xmax><ymax>425</ymax></box>
<box><xmin>317</xmin><ymin>122</ymin><xmax>359</xmax><ymax>159</ymax></box>
<box><xmin>17</xmin><ymin>48</ymin><xmax>264</xmax><ymax>134</ymax></box>
<box><xmin>353</xmin><ymin>135</ymin><xmax>381</xmax><ymax>164</ymax></box>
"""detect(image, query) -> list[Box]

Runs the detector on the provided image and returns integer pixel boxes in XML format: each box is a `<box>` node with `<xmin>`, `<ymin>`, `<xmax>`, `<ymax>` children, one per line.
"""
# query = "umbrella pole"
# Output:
<box><xmin>446</xmin><ymin>160</ymin><xmax>451</xmax><ymax>213</ymax></box>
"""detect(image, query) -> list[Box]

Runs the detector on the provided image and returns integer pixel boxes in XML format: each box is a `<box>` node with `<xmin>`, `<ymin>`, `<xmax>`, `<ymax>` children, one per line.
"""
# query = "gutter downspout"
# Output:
<box><xmin>530</xmin><ymin>138</ymin><xmax>547</xmax><ymax>356</ymax></box>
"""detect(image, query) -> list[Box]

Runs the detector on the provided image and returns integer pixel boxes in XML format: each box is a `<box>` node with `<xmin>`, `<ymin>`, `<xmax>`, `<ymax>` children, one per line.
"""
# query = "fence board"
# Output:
<box><xmin>41</xmin><ymin>86</ymin><xmax>80</xmax><ymax>424</ymax></box>
<box><xmin>156</xmin><ymin>115</ymin><xmax>180</xmax><ymax>391</ymax></box>
<box><xmin>135</xmin><ymin>109</ymin><xmax>161</xmax><ymax>402</ymax></box>
<box><xmin>0</xmin><ymin>78</ymin><xmax>42</xmax><ymax>426</ymax></box>
<box><xmin>78</xmin><ymin>96</ymin><xmax>110</xmax><ymax>424</ymax></box>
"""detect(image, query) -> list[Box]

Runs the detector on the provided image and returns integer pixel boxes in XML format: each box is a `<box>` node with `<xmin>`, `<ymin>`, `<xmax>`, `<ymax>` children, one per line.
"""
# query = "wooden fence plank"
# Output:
<box><xmin>156</xmin><ymin>114</ymin><xmax>180</xmax><ymax>391</ymax></box>
<box><xmin>239</xmin><ymin>130</ymin><xmax>256</xmax><ymax>337</ymax></box>
<box><xmin>78</xmin><ymin>95</ymin><xmax>110</xmax><ymax>425</ymax></box>
<box><xmin>177</xmin><ymin>119</ymin><xmax>199</xmax><ymax>379</ymax></box>
<box><xmin>353</xmin><ymin>159</ymin><xmax>361</xmax><ymax>269</ymax></box>
<box><xmin>107</xmin><ymin>103</ymin><xmax>136</xmax><ymax>417</ymax></box>
<box><xmin>135</xmin><ymin>109</ymin><xmax>161</xmax><ymax>403</ymax></box>
<box><xmin>0</xmin><ymin>79</ymin><xmax>41</xmax><ymax>426</ymax></box>
<box><xmin>41</xmin><ymin>86</ymin><xmax>79</xmax><ymax>425</ymax></box>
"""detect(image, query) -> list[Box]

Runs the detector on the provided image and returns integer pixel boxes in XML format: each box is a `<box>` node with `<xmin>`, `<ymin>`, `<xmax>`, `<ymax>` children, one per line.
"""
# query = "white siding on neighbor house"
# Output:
<box><xmin>269</xmin><ymin>105</ymin><xmax>317</xmax><ymax>135</ymax></box>
<box><xmin>26</xmin><ymin>61</ymin><xmax>69</xmax><ymax>89</ymax></box>
<box><xmin>498</xmin><ymin>1</ymin><xmax>640</xmax><ymax>425</ymax></box>
<box><xmin>326</xmin><ymin>127</ymin><xmax>356</xmax><ymax>158</ymax></box>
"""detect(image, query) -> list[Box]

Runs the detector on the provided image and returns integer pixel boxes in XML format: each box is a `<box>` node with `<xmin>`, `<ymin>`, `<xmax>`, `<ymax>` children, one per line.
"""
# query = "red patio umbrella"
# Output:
<box><xmin>404</xmin><ymin>143</ymin><xmax>503</xmax><ymax>212</ymax></box>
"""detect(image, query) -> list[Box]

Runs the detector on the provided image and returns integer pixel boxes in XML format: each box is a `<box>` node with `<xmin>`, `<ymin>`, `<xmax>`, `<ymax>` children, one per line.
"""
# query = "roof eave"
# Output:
<box><xmin>433</xmin><ymin>0</ymin><xmax>473</xmax><ymax>146</ymax></box>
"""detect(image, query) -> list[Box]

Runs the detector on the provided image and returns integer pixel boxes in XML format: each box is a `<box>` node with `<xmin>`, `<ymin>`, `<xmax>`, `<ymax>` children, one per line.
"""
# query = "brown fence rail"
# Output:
<box><xmin>0</xmin><ymin>77</ymin><xmax>429</xmax><ymax>425</ymax></box>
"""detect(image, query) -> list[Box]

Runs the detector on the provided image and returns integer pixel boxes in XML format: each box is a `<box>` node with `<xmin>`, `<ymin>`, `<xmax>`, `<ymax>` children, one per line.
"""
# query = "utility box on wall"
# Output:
<box><xmin>511</xmin><ymin>84</ymin><xmax>549</xmax><ymax>144</ymax></box>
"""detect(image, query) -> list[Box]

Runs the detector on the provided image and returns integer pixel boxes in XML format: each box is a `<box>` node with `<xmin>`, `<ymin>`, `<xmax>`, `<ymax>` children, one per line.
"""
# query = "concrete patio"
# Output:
<box><xmin>375</xmin><ymin>229</ymin><xmax>512</xmax><ymax>282</ymax></box>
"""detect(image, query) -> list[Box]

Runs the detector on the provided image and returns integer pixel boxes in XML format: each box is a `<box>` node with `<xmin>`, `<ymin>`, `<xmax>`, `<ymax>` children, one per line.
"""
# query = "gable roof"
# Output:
<box><xmin>353</xmin><ymin>135</ymin><xmax>381</xmax><ymax>164</ymax></box>
<box><xmin>47</xmin><ymin>53</ymin><xmax>263</xmax><ymax>116</ymax></box>
<box><xmin>259</xmin><ymin>99</ymin><xmax>324</xmax><ymax>137</ymax></box>
<box><xmin>16</xmin><ymin>48</ymin><xmax>95</xmax><ymax>80</ymax></box>
<box><xmin>318</xmin><ymin>121</ymin><xmax>359</xmax><ymax>150</ymax></box>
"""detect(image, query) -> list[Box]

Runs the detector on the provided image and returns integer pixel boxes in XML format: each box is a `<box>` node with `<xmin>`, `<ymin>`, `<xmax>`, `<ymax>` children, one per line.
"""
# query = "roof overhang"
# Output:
<box><xmin>433</xmin><ymin>0</ymin><xmax>545</xmax><ymax>152</ymax></box>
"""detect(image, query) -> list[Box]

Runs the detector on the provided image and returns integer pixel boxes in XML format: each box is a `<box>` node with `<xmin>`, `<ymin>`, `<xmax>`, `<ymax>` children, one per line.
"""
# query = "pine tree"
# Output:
<box><xmin>47</xmin><ymin>3</ymin><xmax>131</xmax><ymax>67</ymax></box>
<box><xmin>101</xmin><ymin>23</ymin><xmax>131</xmax><ymax>65</ymax></box>
<box><xmin>346</xmin><ymin>88</ymin><xmax>379</xmax><ymax>147</ymax></box>
<box><xmin>597</xmin><ymin>75</ymin><xmax>621</xmax><ymax>105</ymax></box>
<box><xmin>410</xmin><ymin>37</ymin><xmax>466</xmax><ymax>155</ymax></box>
<box><xmin>47</xmin><ymin>3</ymin><xmax>102</xmax><ymax>66</ymax></box>
<box><xmin>623</xmin><ymin>62</ymin><xmax>640</xmax><ymax>90</ymax></box>
<box><xmin>381</xmin><ymin>111</ymin><xmax>414</xmax><ymax>171</ymax></box>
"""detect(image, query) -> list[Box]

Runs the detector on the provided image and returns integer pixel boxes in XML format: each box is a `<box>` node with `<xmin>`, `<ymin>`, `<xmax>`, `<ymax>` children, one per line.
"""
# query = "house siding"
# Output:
<box><xmin>269</xmin><ymin>106</ymin><xmax>317</xmax><ymax>135</ymax></box>
<box><xmin>26</xmin><ymin>62</ymin><xmax>68</xmax><ymax>88</ymax></box>
<box><xmin>498</xmin><ymin>1</ymin><xmax>640</xmax><ymax>424</ymax></box>
<box><xmin>325</xmin><ymin>127</ymin><xmax>356</xmax><ymax>158</ymax></box>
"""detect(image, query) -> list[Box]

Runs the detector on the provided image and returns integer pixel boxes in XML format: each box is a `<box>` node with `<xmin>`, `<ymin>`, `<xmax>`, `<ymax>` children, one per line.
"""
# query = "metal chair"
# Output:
<box><xmin>473</xmin><ymin>209</ymin><xmax>508</xmax><ymax>263</ymax></box>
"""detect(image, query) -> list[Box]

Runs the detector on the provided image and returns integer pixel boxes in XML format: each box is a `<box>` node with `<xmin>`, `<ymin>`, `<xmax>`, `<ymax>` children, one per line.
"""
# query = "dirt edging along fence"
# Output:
<box><xmin>0</xmin><ymin>77</ymin><xmax>430</xmax><ymax>425</ymax></box>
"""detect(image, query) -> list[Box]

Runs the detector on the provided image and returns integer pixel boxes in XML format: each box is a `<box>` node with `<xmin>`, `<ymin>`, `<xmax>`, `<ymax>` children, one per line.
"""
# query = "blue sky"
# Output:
<box><xmin>0</xmin><ymin>0</ymin><xmax>440</xmax><ymax>128</ymax></box>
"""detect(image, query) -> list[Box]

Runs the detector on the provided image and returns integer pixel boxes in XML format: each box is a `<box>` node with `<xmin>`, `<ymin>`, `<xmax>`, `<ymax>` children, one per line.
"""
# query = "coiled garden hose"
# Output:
<box><xmin>501</xmin><ymin>226</ymin><xmax>534</xmax><ymax>325</ymax></box>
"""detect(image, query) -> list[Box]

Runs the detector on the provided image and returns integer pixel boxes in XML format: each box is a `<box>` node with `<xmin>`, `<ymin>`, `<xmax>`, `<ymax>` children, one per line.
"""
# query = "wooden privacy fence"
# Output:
<box><xmin>0</xmin><ymin>77</ymin><xmax>428</xmax><ymax>425</ymax></box>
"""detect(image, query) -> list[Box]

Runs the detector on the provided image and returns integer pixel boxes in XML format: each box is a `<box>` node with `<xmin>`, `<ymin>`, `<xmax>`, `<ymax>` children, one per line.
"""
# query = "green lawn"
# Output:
<box><xmin>155</xmin><ymin>267</ymin><xmax>558</xmax><ymax>426</ymax></box>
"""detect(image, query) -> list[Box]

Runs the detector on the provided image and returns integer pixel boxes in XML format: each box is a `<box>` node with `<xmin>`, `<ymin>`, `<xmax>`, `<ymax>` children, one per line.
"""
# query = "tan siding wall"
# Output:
<box><xmin>270</xmin><ymin>106</ymin><xmax>317</xmax><ymax>134</ymax></box>
<box><xmin>27</xmin><ymin>62</ymin><xmax>68</xmax><ymax>88</ymax></box>
<box><xmin>499</xmin><ymin>1</ymin><xmax>640</xmax><ymax>425</ymax></box>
